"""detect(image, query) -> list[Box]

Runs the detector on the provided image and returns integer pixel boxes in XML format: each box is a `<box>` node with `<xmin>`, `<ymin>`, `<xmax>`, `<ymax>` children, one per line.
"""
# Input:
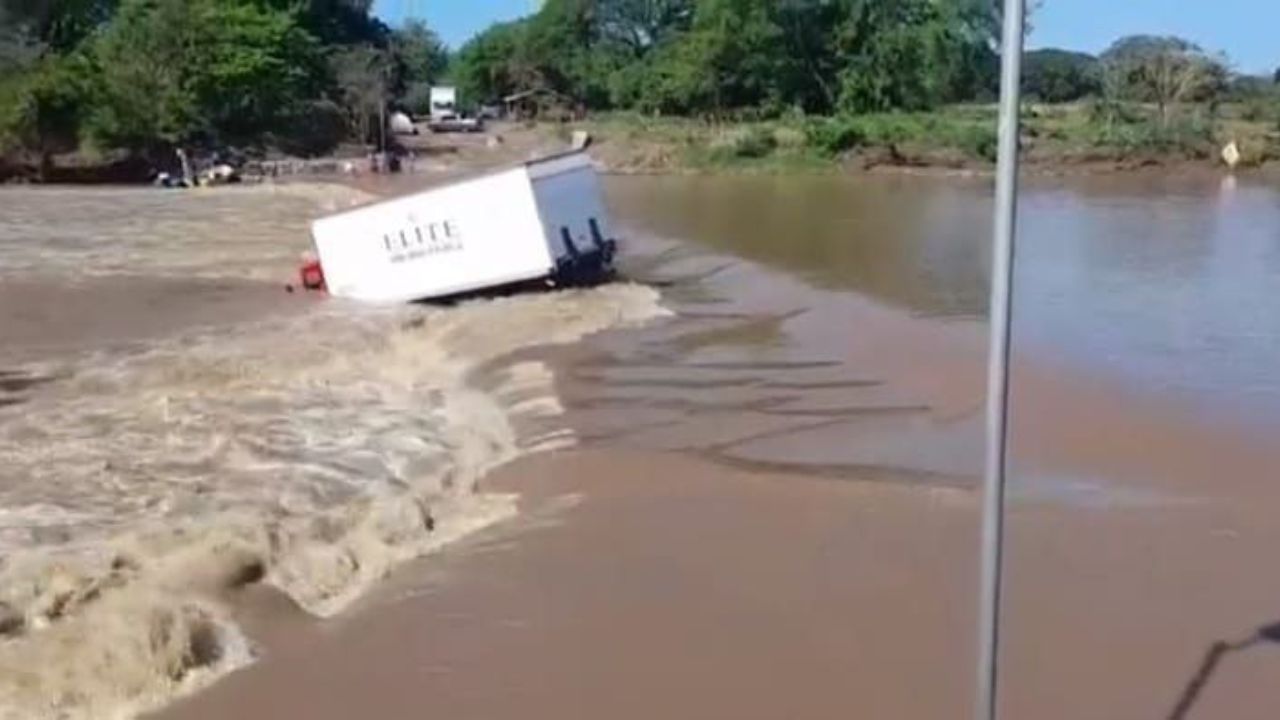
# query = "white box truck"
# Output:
<box><xmin>310</xmin><ymin>151</ymin><xmax>617</xmax><ymax>303</ymax></box>
<box><xmin>429</xmin><ymin>86</ymin><xmax>458</xmax><ymax>120</ymax></box>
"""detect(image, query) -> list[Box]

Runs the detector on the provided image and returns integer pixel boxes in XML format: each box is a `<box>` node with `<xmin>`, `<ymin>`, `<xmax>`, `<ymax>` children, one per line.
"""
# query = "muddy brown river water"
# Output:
<box><xmin>608</xmin><ymin>172</ymin><xmax>1280</xmax><ymax>426</ymax></box>
<box><xmin>2</xmin><ymin>172</ymin><xmax>1280</xmax><ymax>719</ymax></box>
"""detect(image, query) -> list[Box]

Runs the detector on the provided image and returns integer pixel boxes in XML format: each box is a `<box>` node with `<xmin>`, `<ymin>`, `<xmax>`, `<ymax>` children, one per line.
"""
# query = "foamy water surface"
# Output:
<box><xmin>0</xmin><ymin>184</ymin><xmax>664</xmax><ymax>719</ymax></box>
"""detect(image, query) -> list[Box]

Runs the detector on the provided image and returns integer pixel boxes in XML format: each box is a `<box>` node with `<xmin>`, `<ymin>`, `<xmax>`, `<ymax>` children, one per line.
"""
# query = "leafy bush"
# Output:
<box><xmin>272</xmin><ymin>99</ymin><xmax>347</xmax><ymax>157</ymax></box>
<box><xmin>804</xmin><ymin>113</ymin><xmax>996</xmax><ymax>161</ymax></box>
<box><xmin>0</xmin><ymin>54</ymin><xmax>95</xmax><ymax>158</ymax></box>
<box><xmin>931</xmin><ymin>118</ymin><xmax>998</xmax><ymax>161</ymax></box>
<box><xmin>772</xmin><ymin>125</ymin><xmax>807</xmax><ymax>150</ymax></box>
<box><xmin>85</xmin><ymin>0</ymin><xmax>325</xmax><ymax>151</ymax></box>
<box><xmin>1238</xmin><ymin>98</ymin><xmax>1279</xmax><ymax>123</ymax></box>
<box><xmin>1022</xmin><ymin>49</ymin><xmax>1101</xmax><ymax>103</ymax></box>
<box><xmin>690</xmin><ymin>125</ymin><xmax>783</xmax><ymax>166</ymax></box>
<box><xmin>733</xmin><ymin>126</ymin><xmax>777</xmax><ymax>158</ymax></box>
<box><xmin>1088</xmin><ymin>115</ymin><xmax>1215</xmax><ymax>158</ymax></box>
<box><xmin>803</xmin><ymin>117</ymin><xmax>865</xmax><ymax>156</ymax></box>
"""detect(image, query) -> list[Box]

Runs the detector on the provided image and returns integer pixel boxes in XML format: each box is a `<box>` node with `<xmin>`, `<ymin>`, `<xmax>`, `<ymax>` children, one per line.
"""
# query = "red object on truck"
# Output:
<box><xmin>300</xmin><ymin>259</ymin><xmax>326</xmax><ymax>291</ymax></box>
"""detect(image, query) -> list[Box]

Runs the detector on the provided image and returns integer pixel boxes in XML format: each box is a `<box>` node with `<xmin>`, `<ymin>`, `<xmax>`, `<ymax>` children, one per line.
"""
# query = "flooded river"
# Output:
<box><xmin>0</xmin><ymin>184</ymin><xmax>663</xmax><ymax>718</ymax></box>
<box><xmin>3</xmin><ymin>171</ymin><xmax>1280</xmax><ymax>719</ymax></box>
<box><xmin>608</xmin><ymin>173</ymin><xmax>1280</xmax><ymax>427</ymax></box>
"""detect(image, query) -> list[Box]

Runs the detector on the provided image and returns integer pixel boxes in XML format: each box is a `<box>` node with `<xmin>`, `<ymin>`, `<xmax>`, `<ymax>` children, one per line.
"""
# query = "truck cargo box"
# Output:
<box><xmin>310</xmin><ymin>151</ymin><xmax>616</xmax><ymax>303</ymax></box>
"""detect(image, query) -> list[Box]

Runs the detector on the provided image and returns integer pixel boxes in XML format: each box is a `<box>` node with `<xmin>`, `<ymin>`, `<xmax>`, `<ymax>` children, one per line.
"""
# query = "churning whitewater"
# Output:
<box><xmin>0</xmin><ymin>184</ymin><xmax>666</xmax><ymax>719</ymax></box>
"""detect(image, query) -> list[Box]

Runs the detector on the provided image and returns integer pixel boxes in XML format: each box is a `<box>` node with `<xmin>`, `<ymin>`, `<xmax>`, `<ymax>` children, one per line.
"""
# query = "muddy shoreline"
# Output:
<box><xmin>7</xmin><ymin>117</ymin><xmax>1275</xmax><ymax>189</ymax></box>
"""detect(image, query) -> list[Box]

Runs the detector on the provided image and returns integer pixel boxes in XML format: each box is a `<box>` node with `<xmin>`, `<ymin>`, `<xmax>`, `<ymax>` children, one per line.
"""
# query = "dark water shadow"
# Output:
<box><xmin>640</xmin><ymin>262</ymin><xmax>736</xmax><ymax>289</ymax></box>
<box><xmin>1168</xmin><ymin>621</ymin><xmax>1280</xmax><ymax>719</ymax></box>
<box><xmin>0</xmin><ymin>370</ymin><xmax>55</xmax><ymax>393</ymax></box>
<box><xmin>403</xmin><ymin>272</ymin><xmax>631</xmax><ymax>314</ymax></box>
<box><xmin>0</xmin><ymin>369</ymin><xmax>57</xmax><ymax>409</ymax></box>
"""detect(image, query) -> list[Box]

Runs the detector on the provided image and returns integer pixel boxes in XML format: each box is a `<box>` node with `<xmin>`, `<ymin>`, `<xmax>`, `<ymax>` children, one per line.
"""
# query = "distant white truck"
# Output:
<box><xmin>429</xmin><ymin>86</ymin><xmax>458</xmax><ymax>121</ymax></box>
<box><xmin>310</xmin><ymin>151</ymin><xmax>617</xmax><ymax>303</ymax></box>
<box><xmin>425</xmin><ymin>85</ymin><xmax>484</xmax><ymax>132</ymax></box>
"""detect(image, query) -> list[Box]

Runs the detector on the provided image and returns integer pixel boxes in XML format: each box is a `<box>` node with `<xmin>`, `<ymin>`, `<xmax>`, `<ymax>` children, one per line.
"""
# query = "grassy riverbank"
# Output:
<box><xmin>6</xmin><ymin>103</ymin><xmax>1278</xmax><ymax>184</ymax></box>
<box><xmin>573</xmin><ymin>103</ymin><xmax>1280</xmax><ymax>175</ymax></box>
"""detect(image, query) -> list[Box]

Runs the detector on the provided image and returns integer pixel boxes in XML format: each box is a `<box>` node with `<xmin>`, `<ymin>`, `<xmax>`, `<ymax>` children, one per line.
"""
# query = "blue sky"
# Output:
<box><xmin>373</xmin><ymin>0</ymin><xmax>532</xmax><ymax>47</ymax></box>
<box><xmin>1032</xmin><ymin>0</ymin><xmax>1278</xmax><ymax>74</ymax></box>
<box><xmin>375</xmin><ymin>0</ymin><xmax>1279</xmax><ymax>75</ymax></box>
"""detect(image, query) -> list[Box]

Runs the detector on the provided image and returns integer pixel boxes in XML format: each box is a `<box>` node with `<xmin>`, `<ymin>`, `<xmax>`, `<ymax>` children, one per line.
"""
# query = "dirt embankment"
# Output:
<box><xmin>583</xmin><ymin>125</ymin><xmax>1275</xmax><ymax>178</ymax></box>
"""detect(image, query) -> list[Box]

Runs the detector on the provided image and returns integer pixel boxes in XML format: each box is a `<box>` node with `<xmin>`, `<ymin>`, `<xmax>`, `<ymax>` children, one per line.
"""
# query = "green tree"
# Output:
<box><xmin>1228</xmin><ymin>74</ymin><xmax>1274</xmax><ymax>100</ymax></box>
<box><xmin>770</xmin><ymin>0</ymin><xmax>847</xmax><ymax>113</ymax></box>
<box><xmin>192</xmin><ymin>3</ymin><xmax>325</xmax><ymax>142</ymax></box>
<box><xmin>389</xmin><ymin>19</ymin><xmax>448</xmax><ymax>114</ymax></box>
<box><xmin>0</xmin><ymin>0</ymin><xmax>112</xmax><ymax>159</ymax></box>
<box><xmin>452</xmin><ymin>20</ymin><xmax>531</xmax><ymax>104</ymax></box>
<box><xmin>1102</xmin><ymin>35</ymin><xmax>1226</xmax><ymax>127</ymax></box>
<box><xmin>598</xmin><ymin>0</ymin><xmax>694</xmax><ymax>56</ymax></box>
<box><xmin>1022</xmin><ymin>49</ymin><xmax>1100</xmax><ymax>103</ymax></box>
<box><xmin>0</xmin><ymin>54</ymin><xmax>94</xmax><ymax>176</ymax></box>
<box><xmin>626</xmin><ymin>24</ymin><xmax>722</xmax><ymax>114</ymax></box>
<box><xmin>330</xmin><ymin>44</ymin><xmax>390</xmax><ymax>143</ymax></box>
<box><xmin>87</xmin><ymin>0</ymin><xmax>324</xmax><ymax>151</ymax></box>
<box><xmin>0</xmin><ymin>8</ymin><xmax>41</xmax><ymax>73</ymax></box>
<box><xmin>1</xmin><ymin>0</ymin><xmax>118</xmax><ymax>51</ymax></box>
<box><xmin>667</xmin><ymin>0</ymin><xmax>788</xmax><ymax>115</ymax></box>
<box><xmin>521</xmin><ymin>0</ymin><xmax>614</xmax><ymax>105</ymax></box>
<box><xmin>0</xmin><ymin>0</ymin><xmax>422</xmax><ymax>160</ymax></box>
<box><xmin>291</xmin><ymin>0</ymin><xmax>386</xmax><ymax>46</ymax></box>
<box><xmin>835</xmin><ymin>0</ymin><xmax>983</xmax><ymax>113</ymax></box>
<box><xmin>85</xmin><ymin>0</ymin><xmax>195</xmax><ymax>151</ymax></box>
<box><xmin>453</xmin><ymin>0</ymin><xmax>701</xmax><ymax>110</ymax></box>
<box><xmin>390</xmin><ymin>19</ymin><xmax>448</xmax><ymax>85</ymax></box>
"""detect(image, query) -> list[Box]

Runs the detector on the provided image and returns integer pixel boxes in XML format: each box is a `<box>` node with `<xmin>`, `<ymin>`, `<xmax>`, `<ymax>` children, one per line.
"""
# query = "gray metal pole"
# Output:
<box><xmin>977</xmin><ymin>0</ymin><xmax>1027</xmax><ymax>719</ymax></box>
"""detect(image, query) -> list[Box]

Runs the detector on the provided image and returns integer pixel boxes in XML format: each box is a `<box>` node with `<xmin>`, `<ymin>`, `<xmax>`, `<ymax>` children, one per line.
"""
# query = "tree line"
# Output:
<box><xmin>453</xmin><ymin>0</ymin><xmax>1005</xmax><ymax>117</ymax></box>
<box><xmin>0</xmin><ymin>0</ymin><xmax>447</xmax><ymax>173</ymax></box>
<box><xmin>456</xmin><ymin>1</ymin><xmax>1278</xmax><ymax>119</ymax></box>
<box><xmin>1</xmin><ymin>0</ymin><xmax>1276</xmax><ymax>176</ymax></box>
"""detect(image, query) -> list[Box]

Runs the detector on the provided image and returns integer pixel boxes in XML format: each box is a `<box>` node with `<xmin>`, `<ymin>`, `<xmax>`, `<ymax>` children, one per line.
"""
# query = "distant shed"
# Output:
<box><xmin>503</xmin><ymin>88</ymin><xmax>582</xmax><ymax>122</ymax></box>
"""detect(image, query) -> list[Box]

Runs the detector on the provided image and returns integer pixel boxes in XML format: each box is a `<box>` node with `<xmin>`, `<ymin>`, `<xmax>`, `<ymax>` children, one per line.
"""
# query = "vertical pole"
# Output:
<box><xmin>379</xmin><ymin>62</ymin><xmax>388</xmax><ymax>166</ymax></box>
<box><xmin>977</xmin><ymin>1</ymin><xmax>1027</xmax><ymax>720</ymax></box>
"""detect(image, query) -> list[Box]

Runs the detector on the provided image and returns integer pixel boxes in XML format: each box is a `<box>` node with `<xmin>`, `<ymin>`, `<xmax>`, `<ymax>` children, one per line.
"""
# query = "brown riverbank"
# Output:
<box><xmin>9</xmin><ymin>106</ymin><xmax>1278</xmax><ymax>188</ymax></box>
